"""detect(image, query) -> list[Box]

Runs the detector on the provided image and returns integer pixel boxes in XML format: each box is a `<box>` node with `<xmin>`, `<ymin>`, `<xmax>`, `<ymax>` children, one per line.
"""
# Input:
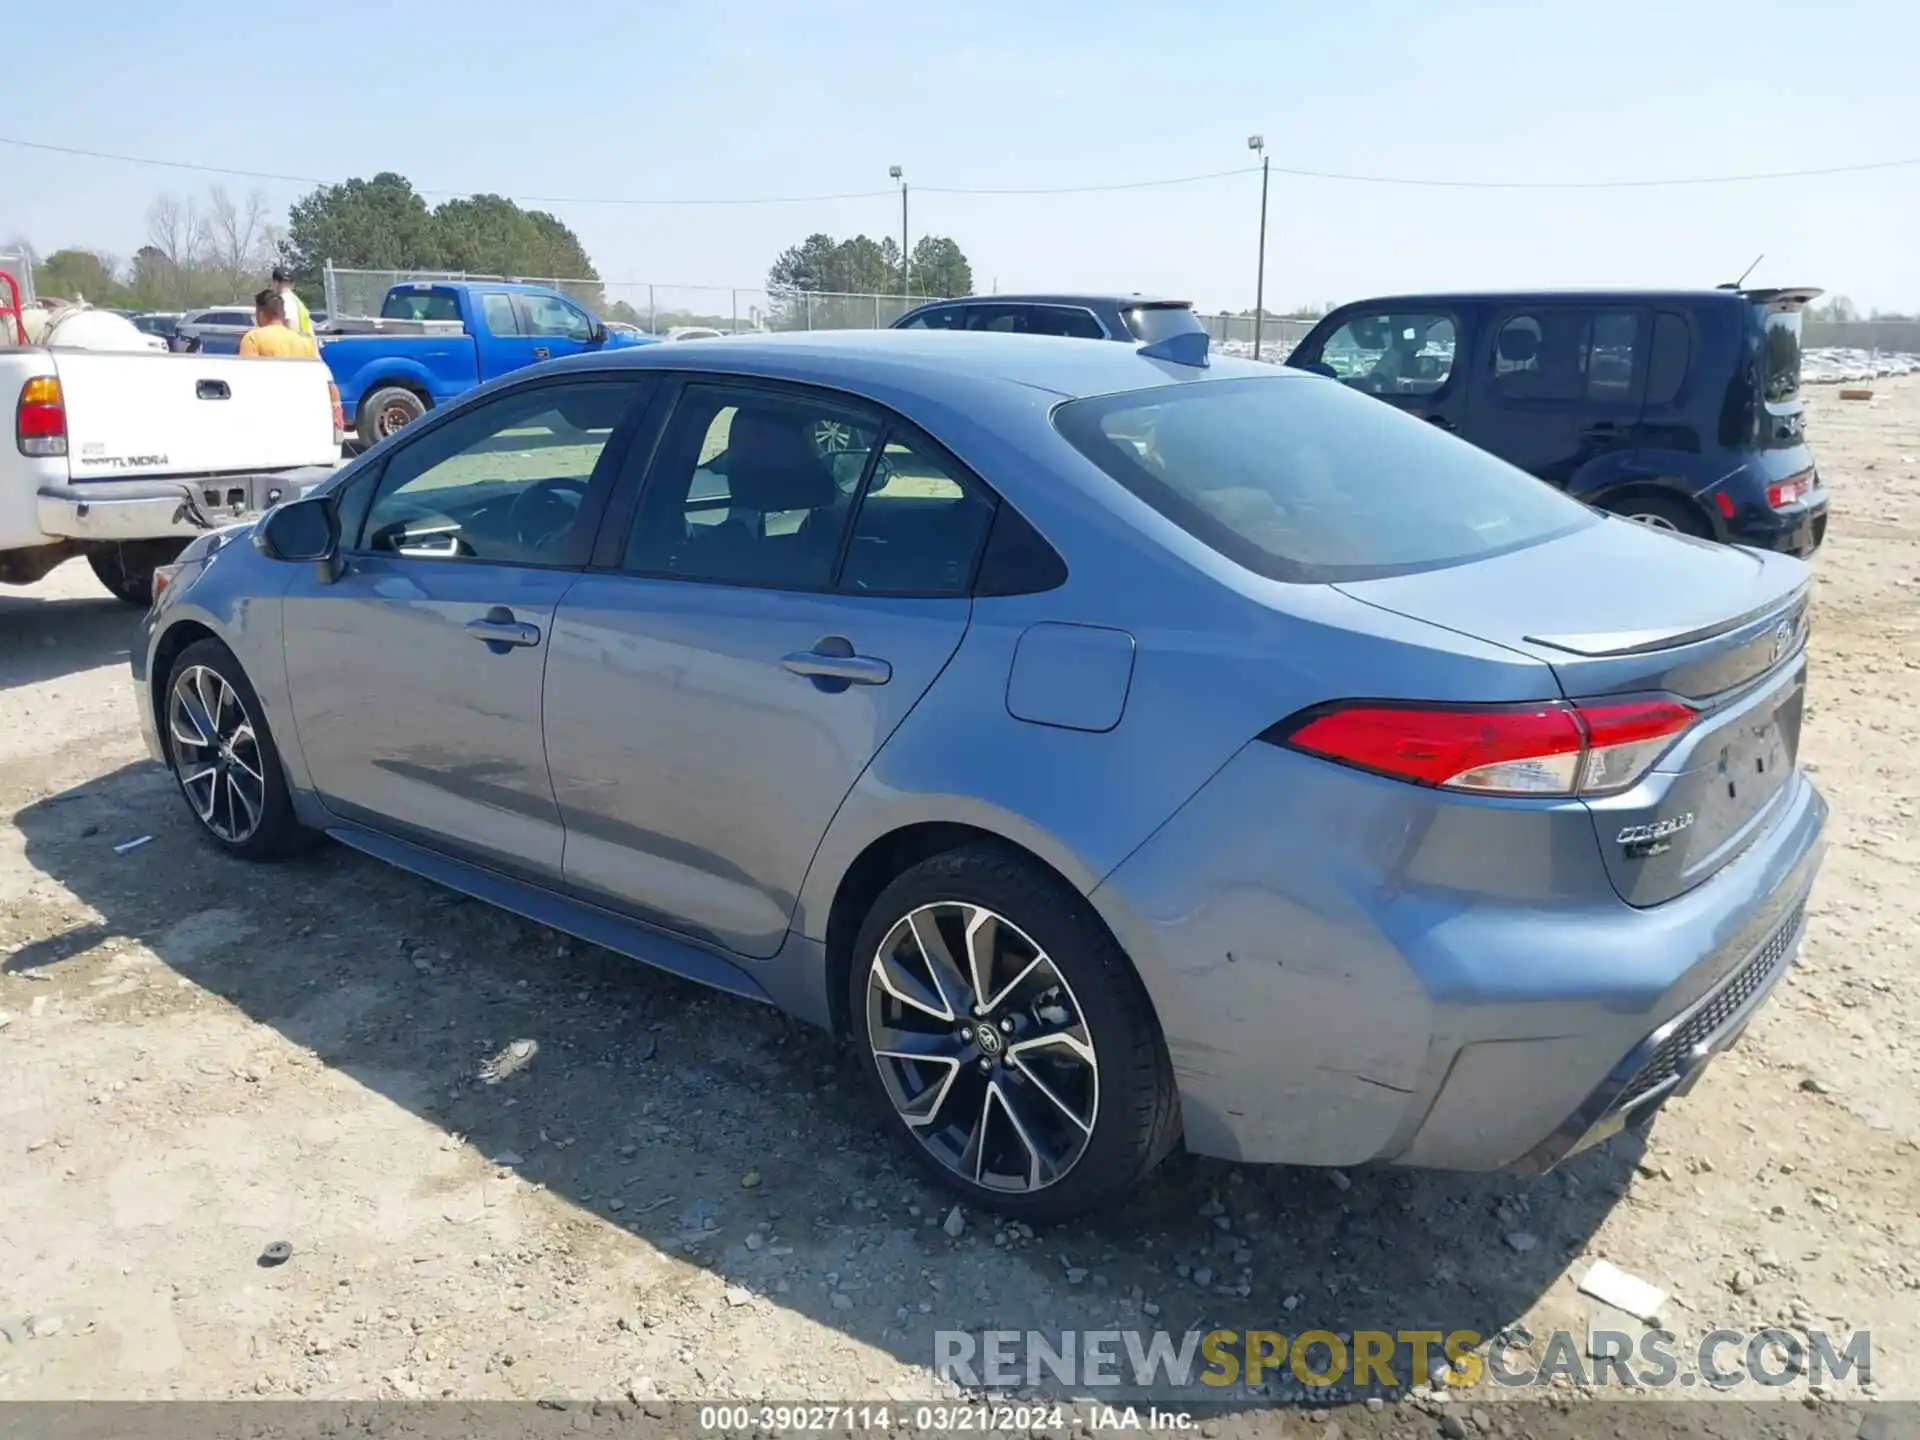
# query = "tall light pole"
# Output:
<box><xmin>1248</xmin><ymin>135</ymin><xmax>1270</xmax><ymax>359</ymax></box>
<box><xmin>889</xmin><ymin>165</ymin><xmax>908</xmax><ymax>299</ymax></box>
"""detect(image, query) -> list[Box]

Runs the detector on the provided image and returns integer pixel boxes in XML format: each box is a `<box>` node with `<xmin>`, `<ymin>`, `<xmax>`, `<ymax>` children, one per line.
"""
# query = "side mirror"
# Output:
<box><xmin>253</xmin><ymin>495</ymin><xmax>342</xmax><ymax>579</ymax></box>
<box><xmin>589</xmin><ymin>321</ymin><xmax>608</xmax><ymax>344</ymax></box>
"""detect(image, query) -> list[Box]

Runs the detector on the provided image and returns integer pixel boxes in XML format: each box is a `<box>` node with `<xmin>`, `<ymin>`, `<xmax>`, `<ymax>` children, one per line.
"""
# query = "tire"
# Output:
<box><xmin>88</xmin><ymin>539</ymin><xmax>186</xmax><ymax>606</ymax></box>
<box><xmin>848</xmin><ymin>842</ymin><xmax>1180</xmax><ymax>1223</ymax></box>
<box><xmin>161</xmin><ymin>637</ymin><xmax>311</xmax><ymax>861</ymax></box>
<box><xmin>356</xmin><ymin>386</ymin><xmax>426</xmax><ymax>449</ymax></box>
<box><xmin>1605</xmin><ymin>492</ymin><xmax>1711</xmax><ymax>539</ymax></box>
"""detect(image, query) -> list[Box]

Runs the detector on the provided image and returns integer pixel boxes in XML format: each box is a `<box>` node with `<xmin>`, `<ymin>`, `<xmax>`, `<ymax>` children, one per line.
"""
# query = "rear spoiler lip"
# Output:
<box><xmin>1735</xmin><ymin>286</ymin><xmax>1824</xmax><ymax>308</ymax></box>
<box><xmin>1523</xmin><ymin>577</ymin><xmax>1810</xmax><ymax>659</ymax></box>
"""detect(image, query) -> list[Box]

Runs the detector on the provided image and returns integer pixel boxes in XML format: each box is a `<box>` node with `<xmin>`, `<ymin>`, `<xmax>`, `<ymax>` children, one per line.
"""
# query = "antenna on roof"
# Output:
<box><xmin>1718</xmin><ymin>253</ymin><xmax>1764</xmax><ymax>291</ymax></box>
<box><xmin>1137</xmin><ymin>332</ymin><xmax>1209</xmax><ymax>368</ymax></box>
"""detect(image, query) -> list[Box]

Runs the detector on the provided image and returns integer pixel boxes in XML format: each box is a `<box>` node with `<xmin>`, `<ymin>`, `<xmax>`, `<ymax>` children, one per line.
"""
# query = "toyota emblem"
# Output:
<box><xmin>1770</xmin><ymin>620</ymin><xmax>1794</xmax><ymax>665</ymax></box>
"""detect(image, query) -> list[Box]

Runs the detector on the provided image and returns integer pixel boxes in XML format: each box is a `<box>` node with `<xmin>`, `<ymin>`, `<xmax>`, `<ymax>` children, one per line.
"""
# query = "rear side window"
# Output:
<box><xmin>1026</xmin><ymin>306</ymin><xmax>1106</xmax><ymax>340</ymax></box>
<box><xmin>899</xmin><ymin>306</ymin><xmax>964</xmax><ymax>330</ymax></box>
<box><xmin>479</xmin><ymin>293</ymin><xmax>522</xmax><ymax>336</ymax></box>
<box><xmin>1647</xmin><ymin>312</ymin><xmax>1690</xmax><ymax>405</ymax></box>
<box><xmin>1053</xmin><ymin>376</ymin><xmax>1595</xmax><ymax>584</ymax></box>
<box><xmin>1493</xmin><ymin>309</ymin><xmax>1639</xmax><ymax>403</ymax></box>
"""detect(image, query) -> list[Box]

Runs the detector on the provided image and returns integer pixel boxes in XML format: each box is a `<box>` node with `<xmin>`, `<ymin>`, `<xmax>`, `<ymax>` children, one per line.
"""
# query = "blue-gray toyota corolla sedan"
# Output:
<box><xmin>132</xmin><ymin>329</ymin><xmax>1826</xmax><ymax>1221</ymax></box>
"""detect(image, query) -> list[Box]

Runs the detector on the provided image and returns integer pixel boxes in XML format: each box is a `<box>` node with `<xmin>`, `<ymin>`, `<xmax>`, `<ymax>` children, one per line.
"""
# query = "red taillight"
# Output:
<box><xmin>1714</xmin><ymin>492</ymin><xmax>1736</xmax><ymax>520</ymax></box>
<box><xmin>1766</xmin><ymin>475</ymin><xmax>1813</xmax><ymax>509</ymax></box>
<box><xmin>1276</xmin><ymin>698</ymin><xmax>1696</xmax><ymax>797</ymax></box>
<box><xmin>327</xmin><ymin>382</ymin><xmax>346</xmax><ymax>444</ymax></box>
<box><xmin>16</xmin><ymin>375</ymin><xmax>66</xmax><ymax>457</ymax></box>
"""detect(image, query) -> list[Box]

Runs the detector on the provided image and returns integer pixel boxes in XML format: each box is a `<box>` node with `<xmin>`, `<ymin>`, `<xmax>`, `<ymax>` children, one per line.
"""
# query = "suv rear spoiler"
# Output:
<box><xmin>1727</xmin><ymin>286</ymin><xmax>1823</xmax><ymax>308</ymax></box>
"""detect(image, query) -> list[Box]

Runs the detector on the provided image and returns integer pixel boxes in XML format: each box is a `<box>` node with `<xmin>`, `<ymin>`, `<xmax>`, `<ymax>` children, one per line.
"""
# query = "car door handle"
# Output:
<box><xmin>781</xmin><ymin>648</ymin><xmax>891</xmax><ymax>685</ymax></box>
<box><xmin>533</xmin><ymin>346</ymin><xmax>550</xmax><ymax>360</ymax></box>
<box><xmin>465</xmin><ymin>612</ymin><xmax>541</xmax><ymax>648</ymax></box>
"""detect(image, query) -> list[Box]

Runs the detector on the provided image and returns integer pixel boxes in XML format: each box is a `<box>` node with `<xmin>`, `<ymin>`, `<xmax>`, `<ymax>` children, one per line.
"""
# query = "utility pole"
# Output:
<box><xmin>889</xmin><ymin>165</ymin><xmax>908</xmax><ymax>299</ymax></box>
<box><xmin>1248</xmin><ymin>135</ymin><xmax>1270</xmax><ymax>359</ymax></box>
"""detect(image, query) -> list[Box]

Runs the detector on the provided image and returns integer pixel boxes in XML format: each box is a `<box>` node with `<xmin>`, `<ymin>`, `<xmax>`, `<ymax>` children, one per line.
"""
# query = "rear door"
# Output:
<box><xmin>1458</xmin><ymin>305</ymin><xmax>1647</xmax><ymax>487</ymax></box>
<box><xmin>54</xmin><ymin>351</ymin><xmax>337</xmax><ymax>477</ymax></box>
<box><xmin>1292</xmin><ymin>305</ymin><xmax>1470</xmax><ymax>432</ymax></box>
<box><xmin>543</xmin><ymin>378</ymin><xmax>996</xmax><ymax>957</ymax></box>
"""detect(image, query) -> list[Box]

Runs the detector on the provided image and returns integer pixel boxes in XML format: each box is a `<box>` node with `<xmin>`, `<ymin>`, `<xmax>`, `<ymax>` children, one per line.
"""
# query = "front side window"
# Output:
<box><xmin>520</xmin><ymin>294</ymin><xmax>594</xmax><ymax>341</ymax></box>
<box><xmin>358</xmin><ymin>380</ymin><xmax>640</xmax><ymax>566</ymax></box>
<box><xmin>1054</xmin><ymin>375</ymin><xmax>1594</xmax><ymax>584</ymax></box>
<box><xmin>624</xmin><ymin>386</ymin><xmax>878</xmax><ymax>588</ymax></box>
<box><xmin>1318</xmin><ymin>311</ymin><xmax>1456</xmax><ymax>395</ymax></box>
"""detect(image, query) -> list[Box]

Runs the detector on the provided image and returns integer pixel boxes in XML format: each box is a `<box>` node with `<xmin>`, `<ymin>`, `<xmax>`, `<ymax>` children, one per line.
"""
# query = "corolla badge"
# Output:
<box><xmin>1617</xmin><ymin>813</ymin><xmax>1694</xmax><ymax>856</ymax></box>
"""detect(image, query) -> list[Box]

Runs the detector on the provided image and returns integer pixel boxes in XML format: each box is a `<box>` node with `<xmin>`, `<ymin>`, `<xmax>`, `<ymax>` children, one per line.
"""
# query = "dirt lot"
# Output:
<box><xmin>2</xmin><ymin>381</ymin><xmax>1916</xmax><ymax>1429</ymax></box>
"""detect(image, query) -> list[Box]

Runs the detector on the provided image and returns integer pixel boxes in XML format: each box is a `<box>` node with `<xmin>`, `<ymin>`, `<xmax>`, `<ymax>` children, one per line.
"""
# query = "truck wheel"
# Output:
<box><xmin>357</xmin><ymin>387</ymin><xmax>426</xmax><ymax>448</ymax></box>
<box><xmin>88</xmin><ymin>539</ymin><xmax>186</xmax><ymax>607</ymax></box>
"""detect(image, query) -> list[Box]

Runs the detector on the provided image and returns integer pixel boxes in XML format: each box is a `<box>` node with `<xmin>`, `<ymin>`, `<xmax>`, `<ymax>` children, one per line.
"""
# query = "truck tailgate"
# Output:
<box><xmin>55</xmin><ymin>352</ymin><xmax>337</xmax><ymax>480</ymax></box>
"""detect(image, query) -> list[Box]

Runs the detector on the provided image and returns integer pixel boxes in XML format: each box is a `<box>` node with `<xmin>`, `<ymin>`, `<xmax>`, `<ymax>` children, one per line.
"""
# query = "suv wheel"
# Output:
<box><xmin>162</xmin><ymin>638</ymin><xmax>311</xmax><ymax>860</ymax></box>
<box><xmin>849</xmin><ymin>843</ymin><xmax>1179</xmax><ymax>1222</ymax></box>
<box><xmin>1608</xmin><ymin>493</ymin><xmax>1709</xmax><ymax>538</ymax></box>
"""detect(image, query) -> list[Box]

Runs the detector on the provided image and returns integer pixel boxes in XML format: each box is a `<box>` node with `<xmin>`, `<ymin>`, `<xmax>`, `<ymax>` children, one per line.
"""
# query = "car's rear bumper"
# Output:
<box><xmin>37</xmin><ymin>468</ymin><xmax>336</xmax><ymax>543</ymax></box>
<box><xmin>1091</xmin><ymin>741</ymin><xmax>1828</xmax><ymax>1172</ymax></box>
<box><xmin>1733</xmin><ymin>492</ymin><xmax>1828</xmax><ymax>558</ymax></box>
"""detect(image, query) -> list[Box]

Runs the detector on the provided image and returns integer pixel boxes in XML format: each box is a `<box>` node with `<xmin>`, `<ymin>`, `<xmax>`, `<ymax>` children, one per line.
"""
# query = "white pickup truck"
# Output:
<box><xmin>2</xmin><ymin>315</ymin><xmax>343</xmax><ymax>604</ymax></box>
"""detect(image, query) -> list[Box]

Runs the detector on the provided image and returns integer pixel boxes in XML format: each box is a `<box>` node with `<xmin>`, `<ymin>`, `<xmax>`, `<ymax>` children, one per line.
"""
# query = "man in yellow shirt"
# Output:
<box><xmin>270</xmin><ymin>265</ymin><xmax>315</xmax><ymax>338</ymax></box>
<box><xmin>238</xmin><ymin>291</ymin><xmax>319</xmax><ymax>359</ymax></box>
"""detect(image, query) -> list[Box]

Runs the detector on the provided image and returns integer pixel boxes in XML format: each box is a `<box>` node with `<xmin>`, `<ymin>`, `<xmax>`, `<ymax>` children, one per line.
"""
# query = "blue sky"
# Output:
<box><xmin>5</xmin><ymin>0</ymin><xmax>1917</xmax><ymax>312</ymax></box>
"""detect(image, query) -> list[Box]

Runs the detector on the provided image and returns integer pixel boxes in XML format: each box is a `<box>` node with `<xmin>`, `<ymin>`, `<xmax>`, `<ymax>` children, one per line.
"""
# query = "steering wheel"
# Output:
<box><xmin>508</xmin><ymin>476</ymin><xmax>589</xmax><ymax>553</ymax></box>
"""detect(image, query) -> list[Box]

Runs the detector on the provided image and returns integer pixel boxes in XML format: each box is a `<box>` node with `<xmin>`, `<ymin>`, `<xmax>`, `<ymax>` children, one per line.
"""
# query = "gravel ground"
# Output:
<box><xmin>1</xmin><ymin>381</ymin><xmax>1916</xmax><ymax>1432</ymax></box>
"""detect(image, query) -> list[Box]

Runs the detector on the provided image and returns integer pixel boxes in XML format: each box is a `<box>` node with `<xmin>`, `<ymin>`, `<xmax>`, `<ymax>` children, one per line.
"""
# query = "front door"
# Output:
<box><xmin>543</xmin><ymin>380</ymin><xmax>997</xmax><ymax>957</ymax></box>
<box><xmin>509</xmin><ymin>291</ymin><xmax>601</xmax><ymax>370</ymax></box>
<box><xmin>280</xmin><ymin>374</ymin><xmax>651</xmax><ymax>882</ymax></box>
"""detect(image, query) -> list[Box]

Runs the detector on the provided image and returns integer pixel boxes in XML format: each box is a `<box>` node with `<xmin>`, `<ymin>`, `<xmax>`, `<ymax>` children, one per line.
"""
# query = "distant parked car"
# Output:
<box><xmin>131</xmin><ymin>311</ymin><xmax>183</xmax><ymax>344</ymax></box>
<box><xmin>667</xmin><ymin>326</ymin><xmax>727</xmax><ymax>341</ymax></box>
<box><xmin>173</xmin><ymin>305</ymin><xmax>257</xmax><ymax>355</ymax></box>
<box><xmin>1287</xmin><ymin>287</ymin><xmax>1828</xmax><ymax>557</ymax></box>
<box><xmin>603</xmin><ymin>320</ymin><xmax>648</xmax><ymax>338</ymax></box>
<box><xmin>137</xmin><ymin>329</ymin><xmax>1824</xmax><ymax>1220</ymax></box>
<box><xmin>893</xmin><ymin>293</ymin><xmax>1206</xmax><ymax>346</ymax></box>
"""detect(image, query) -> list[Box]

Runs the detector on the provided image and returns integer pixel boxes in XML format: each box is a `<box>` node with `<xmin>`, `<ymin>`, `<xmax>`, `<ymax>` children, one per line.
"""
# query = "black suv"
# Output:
<box><xmin>893</xmin><ymin>293</ymin><xmax>1206</xmax><ymax>345</ymax></box>
<box><xmin>1286</xmin><ymin>287</ymin><xmax>1827</xmax><ymax>556</ymax></box>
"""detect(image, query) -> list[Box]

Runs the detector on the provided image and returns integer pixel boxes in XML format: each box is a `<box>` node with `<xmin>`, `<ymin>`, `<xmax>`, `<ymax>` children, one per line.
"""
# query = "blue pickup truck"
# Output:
<box><xmin>320</xmin><ymin>282</ymin><xmax>656</xmax><ymax>448</ymax></box>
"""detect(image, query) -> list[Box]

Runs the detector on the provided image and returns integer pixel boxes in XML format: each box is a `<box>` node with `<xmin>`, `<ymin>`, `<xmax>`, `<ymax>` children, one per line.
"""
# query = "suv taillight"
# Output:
<box><xmin>17</xmin><ymin>376</ymin><xmax>66</xmax><ymax>457</ymax></box>
<box><xmin>327</xmin><ymin>382</ymin><xmax>346</xmax><ymax>445</ymax></box>
<box><xmin>1270</xmin><ymin>698</ymin><xmax>1696</xmax><ymax>797</ymax></box>
<box><xmin>1766</xmin><ymin>474</ymin><xmax>1814</xmax><ymax>509</ymax></box>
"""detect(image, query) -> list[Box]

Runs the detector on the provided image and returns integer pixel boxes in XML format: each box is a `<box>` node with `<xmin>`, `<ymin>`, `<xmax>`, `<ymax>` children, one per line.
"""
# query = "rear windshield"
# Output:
<box><xmin>1758</xmin><ymin>306</ymin><xmax>1802</xmax><ymax>403</ymax></box>
<box><xmin>382</xmin><ymin>288</ymin><xmax>463</xmax><ymax>322</ymax></box>
<box><xmin>1122</xmin><ymin>304</ymin><xmax>1204</xmax><ymax>344</ymax></box>
<box><xmin>1053</xmin><ymin>375</ymin><xmax>1596</xmax><ymax>583</ymax></box>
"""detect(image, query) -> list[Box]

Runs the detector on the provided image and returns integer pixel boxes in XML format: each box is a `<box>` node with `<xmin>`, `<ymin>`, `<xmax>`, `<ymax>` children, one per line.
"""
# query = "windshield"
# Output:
<box><xmin>1759</xmin><ymin>306</ymin><xmax>1802</xmax><ymax>403</ymax></box>
<box><xmin>1123</xmin><ymin>304</ymin><xmax>1204</xmax><ymax>344</ymax></box>
<box><xmin>1053</xmin><ymin>375</ymin><xmax>1595</xmax><ymax>583</ymax></box>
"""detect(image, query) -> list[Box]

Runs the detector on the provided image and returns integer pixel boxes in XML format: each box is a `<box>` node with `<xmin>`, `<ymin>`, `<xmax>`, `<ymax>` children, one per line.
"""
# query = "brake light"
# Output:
<box><xmin>327</xmin><ymin>382</ymin><xmax>345</xmax><ymax>445</ymax></box>
<box><xmin>16</xmin><ymin>375</ymin><xmax>66</xmax><ymax>457</ymax></box>
<box><xmin>1274</xmin><ymin>697</ymin><xmax>1696</xmax><ymax>797</ymax></box>
<box><xmin>1766</xmin><ymin>475</ymin><xmax>1813</xmax><ymax>509</ymax></box>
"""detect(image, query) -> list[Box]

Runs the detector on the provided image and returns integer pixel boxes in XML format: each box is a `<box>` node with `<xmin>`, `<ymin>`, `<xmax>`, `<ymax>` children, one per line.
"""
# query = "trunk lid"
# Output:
<box><xmin>1335</xmin><ymin>516</ymin><xmax>1811</xmax><ymax>906</ymax></box>
<box><xmin>52</xmin><ymin>351</ymin><xmax>338</xmax><ymax>481</ymax></box>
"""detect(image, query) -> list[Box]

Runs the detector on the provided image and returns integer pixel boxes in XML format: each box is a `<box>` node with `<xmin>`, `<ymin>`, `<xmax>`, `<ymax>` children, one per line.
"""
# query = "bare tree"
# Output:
<box><xmin>145</xmin><ymin>193</ymin><xmax>211</xmax><ymax>304</ymax></box>
<box><xmin>209</xmin><ymin>186</ymin><xmax>276</xmax><ymax>294</ymax></box>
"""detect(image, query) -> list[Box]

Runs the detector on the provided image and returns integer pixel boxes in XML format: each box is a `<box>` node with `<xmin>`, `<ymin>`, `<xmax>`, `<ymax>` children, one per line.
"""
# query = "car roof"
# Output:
<box><xmin>391</xmin><ymin>280</ymin><xmax>570</xmax><ymax>295</ymax></box>
<box><xmin>1323</xmin><ymin>289</ymin><xmax>1752</xmax><ymax>310</ymax></box>
<box><xmin>546</xmin><ymin>327</ymin><xmax>1281</xmax><ymax>400</ymax></box>
<box><xmin>906</xmin><ymin>293</ymin><xmax>1190</xmax><ymax>310</ymax></box>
